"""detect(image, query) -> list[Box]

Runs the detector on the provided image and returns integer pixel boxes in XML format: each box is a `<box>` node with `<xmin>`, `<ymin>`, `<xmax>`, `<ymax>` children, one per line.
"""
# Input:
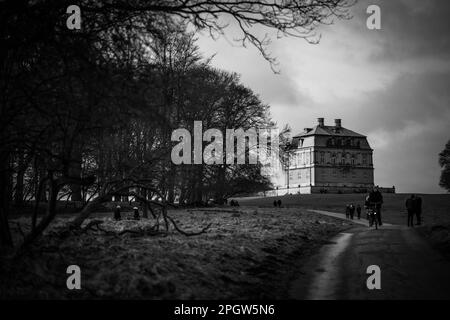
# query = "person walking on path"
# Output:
<box><xmin>368</xmin><ymin>186</ymin><xmax>383</xmax><ymax>225</ymax></box>
<box><xmin>364</xmin><ymin>195</ymin><xmax>370</xmax><ymax>220</ymax></box>
<box><xmin>356</xmin><ymin>204</ymin><xmax>362</xmax><ymax>219</ymax></box>
<box><xmin>414</xmin><ymin>195</ymin><xmax>423</xmax><ymax>225</ymax></box>
<box><xmin>345</xmin><ymin>205</ymin><xmax>350</xmax><ymax>219</ymax></box>
<box><xmin>405</xmin><ymin>195</ymin><xmax>416</xmax><ymax>227</ymax></box>
<box><xmin>349</xmin><ymin>204</ymin><xmax>355</xmax><ymax>220</ymax></box>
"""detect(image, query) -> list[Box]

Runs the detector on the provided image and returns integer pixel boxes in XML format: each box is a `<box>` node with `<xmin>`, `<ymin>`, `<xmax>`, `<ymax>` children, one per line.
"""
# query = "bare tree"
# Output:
<box><xmin>83</xmin><ymin>0</ymin><xmax>354</xmax><ymax>70</ymax></box>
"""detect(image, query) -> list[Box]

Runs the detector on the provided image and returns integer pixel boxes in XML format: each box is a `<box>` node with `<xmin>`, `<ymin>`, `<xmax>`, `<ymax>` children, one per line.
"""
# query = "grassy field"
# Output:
<box><xmin>1</xmin><ymin>208</ymin><xmax>351</xmax><ymax>299</ymax></box>
<box><xmin>2</xmin><ymin>194</ymin><xmax>448</xmax><ymax>298</ymax></box>
<box><xmin>233</xmin><ymin>193</ymin><xmax>450</xmax><ymax>226</ymax></box>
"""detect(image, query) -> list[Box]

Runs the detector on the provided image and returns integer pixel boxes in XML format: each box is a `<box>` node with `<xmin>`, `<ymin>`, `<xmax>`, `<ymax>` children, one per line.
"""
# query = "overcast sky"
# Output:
<box><xmin>196</xmin><ymin>0</ymin><xmax>450</xmax><ymax>194</ymax></box>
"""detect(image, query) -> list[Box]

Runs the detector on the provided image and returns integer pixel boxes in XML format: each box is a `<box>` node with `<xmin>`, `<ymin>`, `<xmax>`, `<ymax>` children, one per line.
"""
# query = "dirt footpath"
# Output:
<box><xmin>290</xmin><ymin>211</ymin><xmax>450</xmax><ymax>299</ymax></box>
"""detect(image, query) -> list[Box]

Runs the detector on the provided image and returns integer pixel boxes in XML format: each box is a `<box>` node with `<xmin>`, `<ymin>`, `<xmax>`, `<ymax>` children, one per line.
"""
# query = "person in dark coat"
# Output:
<box><xmin>368</xmin><ymin>186</ymin><xmax>383</xmax><ymax>225</ymax></box>
<box><xmin>356</xmin><ymin>204</ymin><xmax>362</xmax><ymax>219</ymax></box>
<box><xmin>114</xmin><ymin>205</ymin><xmax>121</xmax><ymax>221</ymax></box>
<box><xmin>273</xmin><ymin>200</ymin><xmax>278</xmax><ymax>207</ymax></box>
<box><xmin>364</xmin><ymin>195</ymin><xmax>370</xmax><ymax>220</ymax></box>
<box><xmin>405</xmin><ymin>195</ymin><xmax>416</xmax><ymax>227</ymax></box>
<box><xmin>133</xmin><ymin>206</ymin><xmax>140</xmax><ymax>220</ymax></box>
<box><xmin>414</xmin><ymin>195</ymin><xmax>422</xmax><ymax>225</ymax></box>
<box><xmin>349</xmin><ymin>204</ymin><xmax>355</xmax><ymax>220</ymax></box>
<box><xmin>277</xmin><ymin>199</ymin><xmax>282</xmax><ymax>208</ymax></box>
<box><xmin>345</xmin><ymin>205</ymin><xmax>350</xmax><ymax>219</ymax></box>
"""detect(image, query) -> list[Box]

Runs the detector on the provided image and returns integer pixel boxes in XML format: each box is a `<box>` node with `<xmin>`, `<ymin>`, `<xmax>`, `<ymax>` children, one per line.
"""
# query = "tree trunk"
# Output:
<box><xmin>141</xmin><ymin>188</ymin><xmax>148</xmax><ymax>218</ymax></box>
<box><xmin>37</xmin><ymin>168</ymin><xmax>48</xmax><ymax>202</ymax></box>
<box><xmin>194</xmin><ymin>165</ymin><xmax>204</xmax><ymax>204</ymax></box>
<box><xmin>215</xmin><ymin>165</ymin><xmax>227</xmax><ymax>204</ymax></box>
<box><xmin>14</xmin><ymin>150</ymin><xmax>26</xmax><ymax>206</ymax></box>
<box><xmin>0</xmin><ymin>153</ymin><xmax>13</xmax><ymax>247</ymax></box>
<box><xmin>18</xmin><ymin>176</ymin><xmax>59</xmax><ymax>252</ymax></box>
<box><xmin>69</xmin><ymin>149</ymin><xmax>83</xmax><ymax>201</ymax></box>
<box><xmin>68</xmin><ymin>194</ymin><xmax>107</xmax><ymax>229</ymax></box>
<box><xmin>167</xmin><ymin>163</ymin><xmax>176</xmax><ymax>204</ymax></box>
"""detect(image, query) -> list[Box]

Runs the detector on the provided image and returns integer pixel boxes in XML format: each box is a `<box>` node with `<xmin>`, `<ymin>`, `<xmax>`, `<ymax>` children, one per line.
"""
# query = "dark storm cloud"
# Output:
<box><xmin>360</xmin><ymin>71</ymin><xmax>450</xmax><ymax>133</ymax></box>
<box><xmin>197</xmin><ymin>0</ymin><xmax>450</xmax><ymax>192</ymax></box>
<box><xmin>354</xmin><ymin>0</ymin><xmax>450</xmax><ymax>61</ymax></box>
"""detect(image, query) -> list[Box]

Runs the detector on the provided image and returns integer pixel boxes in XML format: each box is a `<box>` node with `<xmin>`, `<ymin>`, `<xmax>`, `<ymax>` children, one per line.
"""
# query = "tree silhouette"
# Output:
<box><xmin>439</xmin><ymin>140</ymin><xmax>450</xmax><ymax>192</ymax></box>
<box><xmin>0</xmin><ymin>0</ymin><xmax>356</xmax><ymax>248</ymax></box>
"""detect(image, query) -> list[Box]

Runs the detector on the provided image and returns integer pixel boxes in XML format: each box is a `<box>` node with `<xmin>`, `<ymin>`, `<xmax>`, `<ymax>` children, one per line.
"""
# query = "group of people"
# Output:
<box><xmin>345</xmin><ymin>203</ymin><xmax>362</xmax><ymax>220</ymax></box>
<box><xmin>229</xmin><ymin>199</ymin><xmax>240</xmax><ymax>207</ymax></box>
<box><xmin>273</xmin><ymin>199</ymin><xmax>282</xmax><ymax>208</ymax></box>
<box><xmin>405</xmin><ymin>194</ymin><xmax>422</xmax><ymax>227</ymax></box>
<box><xmin>345</xmin><ymin>186</ymin><xmax>384</xmax><ymax>226</ymax></box>
<box><xmin>344</xmin><ymin>187</ymin><xmax>424</xmax><ymax>228</ymax></box>
<box><xmin>113</xmin><ymin>205</ymin><xmax>141</xmax><ymax>221</ymax></box>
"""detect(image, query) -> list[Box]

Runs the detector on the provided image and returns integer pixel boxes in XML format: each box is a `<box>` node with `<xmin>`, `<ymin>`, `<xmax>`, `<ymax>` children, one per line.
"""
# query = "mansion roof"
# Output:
<box><xmin>290</xmin><ymin>118</ymin><xmax>371</xmax><ymax>150</ymax></box>
<box><xmin>293</xmin><ymin>125</ymin><xmax>366</xmax><ymax>139</ymax></box>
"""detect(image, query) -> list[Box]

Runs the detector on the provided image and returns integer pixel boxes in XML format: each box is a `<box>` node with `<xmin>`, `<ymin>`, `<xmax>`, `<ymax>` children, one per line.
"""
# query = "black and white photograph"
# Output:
<box><xmin>1</xmin><ymin>0</ymin><xmax>450</xmax><ymax>315</ymax></box>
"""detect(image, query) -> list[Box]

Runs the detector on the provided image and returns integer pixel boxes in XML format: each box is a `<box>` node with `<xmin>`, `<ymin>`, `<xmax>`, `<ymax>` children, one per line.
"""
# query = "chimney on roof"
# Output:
<box><xmin>335</xmin><ymin>119</ymin><xmax>341</xmax><ymax>128</ymax></box>
<box><xmin>317</xmin><ymin>118</ymin><xmax>324</xmax><ymax>127</ymax></box>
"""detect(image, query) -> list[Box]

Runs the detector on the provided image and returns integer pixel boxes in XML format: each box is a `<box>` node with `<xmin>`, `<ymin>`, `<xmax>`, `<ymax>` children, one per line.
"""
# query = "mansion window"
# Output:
<box><xmin>320</xmin><ymin>152</ymin><xmax>325</xmax><ymax>164</ymax></box>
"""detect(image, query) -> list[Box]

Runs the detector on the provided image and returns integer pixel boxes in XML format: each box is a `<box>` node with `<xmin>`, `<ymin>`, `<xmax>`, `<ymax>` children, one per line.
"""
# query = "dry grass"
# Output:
<box><xmin>1</xmin><ymin>207</ymin><xmax>351</xmax><ymax>299</ymax></box>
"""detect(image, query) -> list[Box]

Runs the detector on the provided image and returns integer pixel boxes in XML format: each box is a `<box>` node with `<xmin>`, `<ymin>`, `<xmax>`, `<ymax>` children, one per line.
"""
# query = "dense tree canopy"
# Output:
<box><xmin>0</xmin><ymin>0</ymin><xmax>354</xmax><ymax>248</ymax></box>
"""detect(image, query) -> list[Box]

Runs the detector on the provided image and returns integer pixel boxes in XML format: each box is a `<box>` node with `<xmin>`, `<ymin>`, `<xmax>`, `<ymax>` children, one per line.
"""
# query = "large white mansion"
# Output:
<box><xmin>264</xmin><ymin>118</ymin><xmax>392</xmax><ymax>194</ymax></box>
